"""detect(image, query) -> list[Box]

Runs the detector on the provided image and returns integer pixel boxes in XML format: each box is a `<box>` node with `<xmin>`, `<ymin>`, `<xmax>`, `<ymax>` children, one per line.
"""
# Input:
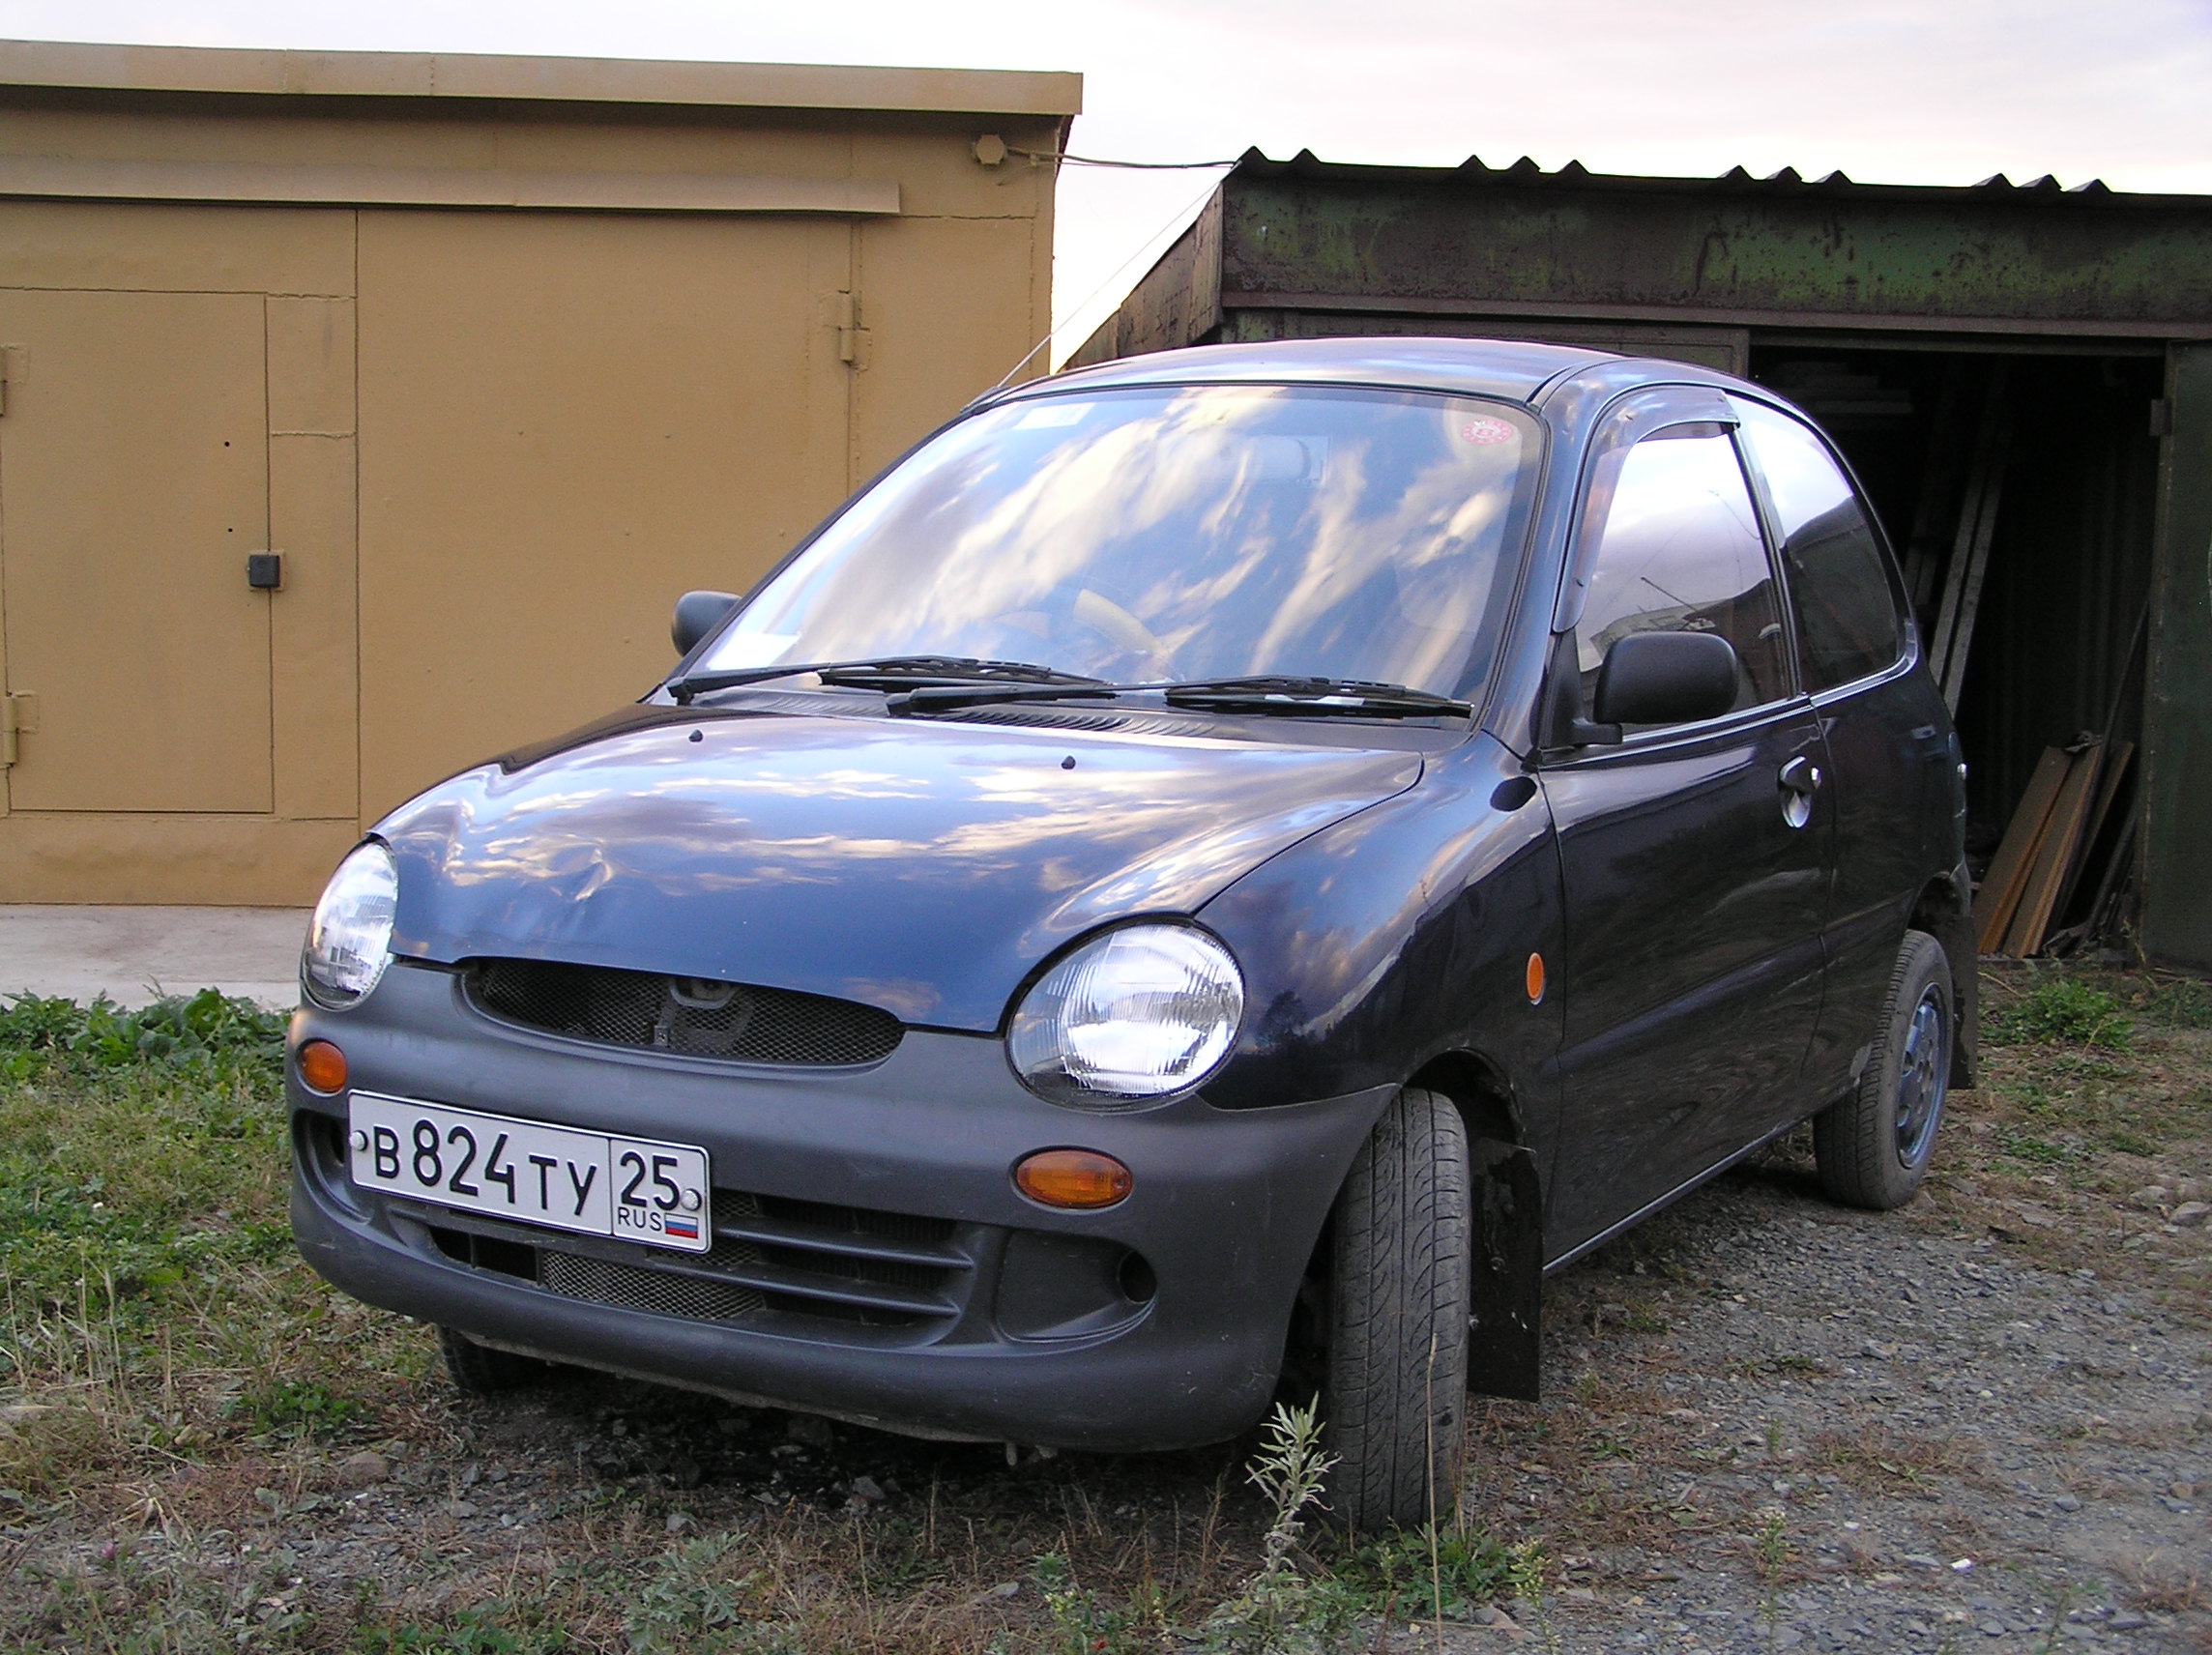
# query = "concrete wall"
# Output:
<box><xmin>0</xmin><ymin>43</ymin><xmax>1076</xmax><ymax>903</ymax></box>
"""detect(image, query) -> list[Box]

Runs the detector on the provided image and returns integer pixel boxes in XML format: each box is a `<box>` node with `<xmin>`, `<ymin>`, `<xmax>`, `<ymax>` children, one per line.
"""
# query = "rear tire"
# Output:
<box><xmin>1324</xmin><ymin>1087</ymin><xmax>1471</xmax><ymax>1532</ymax></box>
<box><xmin>1814</xmin><ymin>929</ymin><xmax>1953</xmax><ymax>1210</ymax></box>
<box><xmin>437</xmin><ymin>1325</ymin><xmax>552</xmax><ymax>1395</ymax></box>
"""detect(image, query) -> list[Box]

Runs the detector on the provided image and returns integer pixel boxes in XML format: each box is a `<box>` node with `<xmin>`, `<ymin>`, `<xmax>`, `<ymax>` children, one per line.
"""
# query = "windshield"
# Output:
<box><xmin>698</xmin><ymin>384</ymin><xmax>1543</xmax><ymax>700</ymax></box>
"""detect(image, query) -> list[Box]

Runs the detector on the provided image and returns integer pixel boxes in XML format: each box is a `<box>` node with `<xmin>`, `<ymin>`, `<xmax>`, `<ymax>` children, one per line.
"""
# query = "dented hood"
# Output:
<box><xmin>375</xmin><ymin>707</ymin><xmax>1422</xmax><ymax>1032</ymax></box>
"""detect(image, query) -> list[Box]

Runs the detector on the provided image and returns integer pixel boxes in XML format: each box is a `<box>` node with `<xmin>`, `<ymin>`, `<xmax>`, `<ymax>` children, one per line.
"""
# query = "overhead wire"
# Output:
<box><xmin>992</xmin><ymin>161</ymin><xmax>1239</xmax><ymax>389</ymax></box>
<box><xmin>1006</xmin><ymin>146</ymin><xmax>1244</xmax><ymax>170</ymax></box>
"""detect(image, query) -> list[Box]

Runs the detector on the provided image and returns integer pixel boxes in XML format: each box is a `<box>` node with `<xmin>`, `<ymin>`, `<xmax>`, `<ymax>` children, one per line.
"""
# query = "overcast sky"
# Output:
<box><xmin>5</xmin><ymin>0</ymin><xmax>2209</xmax><ymax>362</ymax></box>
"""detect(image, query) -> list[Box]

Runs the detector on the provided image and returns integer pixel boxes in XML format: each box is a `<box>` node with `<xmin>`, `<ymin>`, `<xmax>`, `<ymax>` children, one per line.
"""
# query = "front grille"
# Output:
<box><xmin>466</xmin><ymin>958</ymin><xmax>903</xmax><ymax>1066</ymax></box>
<box><xmin>541</xmin><ymin>1251</ymin><xmax>770</xmax><ymax>1322</ymax></box>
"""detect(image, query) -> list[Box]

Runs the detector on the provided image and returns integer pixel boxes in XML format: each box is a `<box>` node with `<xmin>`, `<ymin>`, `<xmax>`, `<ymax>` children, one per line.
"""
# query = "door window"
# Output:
<box><xmin>1732</xmin><ymin>398</ymin><xmax>1904</xmax><ymax>691</ymax></box>
<box><xmin>1574</xmin><ymin>423</ymin><xmax>1789</xmax><ymax>719</ymax></box>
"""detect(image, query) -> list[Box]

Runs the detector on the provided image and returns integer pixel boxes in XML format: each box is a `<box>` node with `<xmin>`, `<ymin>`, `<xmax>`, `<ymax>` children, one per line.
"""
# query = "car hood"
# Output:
<box><xmin>376</xmin><ymin>707</ymin><xmax>1423</xmax><ymax>1032</ymax></box>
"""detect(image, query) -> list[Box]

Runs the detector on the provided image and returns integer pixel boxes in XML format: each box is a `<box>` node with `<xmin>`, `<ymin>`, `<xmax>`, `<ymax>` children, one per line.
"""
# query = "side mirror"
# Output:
<box><xmin>1592</xmin><ymin>630</ymin><xmax>1740</xmax><ymax>727</ymax></box>
<box><xmin>671</xmin><ymin>591</ymin><xmax>740</xmax><ymax>656</ymax></box>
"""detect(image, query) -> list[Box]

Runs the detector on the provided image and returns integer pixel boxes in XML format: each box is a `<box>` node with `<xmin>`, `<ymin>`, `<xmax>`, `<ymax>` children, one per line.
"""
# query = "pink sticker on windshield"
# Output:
<box><xmin>1460</xmin><ymin>418</ymin><xmax>1517</xmax><ymax>445</ymax></box>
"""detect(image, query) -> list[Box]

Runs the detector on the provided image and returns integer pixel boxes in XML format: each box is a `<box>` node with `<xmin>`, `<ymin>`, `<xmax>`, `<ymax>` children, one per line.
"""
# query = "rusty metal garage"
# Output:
<box><xmin>1072</xmin><ymin>152</ymin><xmax>2212</xmax><ymax>966</ymax></box>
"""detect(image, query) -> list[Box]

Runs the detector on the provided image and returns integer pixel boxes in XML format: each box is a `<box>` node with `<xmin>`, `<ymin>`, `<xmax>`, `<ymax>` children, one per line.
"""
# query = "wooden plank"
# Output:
<box><xmin>1973</xmin><ymin>745</ymin><xmax>2073</xmax><ymax>952</ymax></box>
<box><xmin>1900</xmin><ymin>362</ymin><xmax>1965</xmax><ymax>617</ymax></box>
<box><xmin>1929</xmin><ymin>364</ymin><xmax>2009</xmax><ymax>686</ymax></box>
<box><xmin>2004</xmin><ymin>744</ymin><xmax>2104</xmax><ymax>957</ymax></box>
<box><xmin>2053</xmin><ymin>740</ymin><xmax>2134</xmax><ymax>927</ymax></box>
<box><xmin>1938</xmin><ymin>409</ymin><xmax>2011</xmax><ymax>713</ymax></box>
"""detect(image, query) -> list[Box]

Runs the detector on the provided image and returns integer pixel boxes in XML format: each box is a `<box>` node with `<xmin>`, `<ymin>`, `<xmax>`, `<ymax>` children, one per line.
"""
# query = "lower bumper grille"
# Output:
<box><xmin>541</xmin><ymin>1249</ymin><xmax>769</xmax><ymax>1322</ymax></box>
<box><xmin>408</xmin><ymin>1182</ymin><xmax>973</xmax><ymax>1340</ymax></box>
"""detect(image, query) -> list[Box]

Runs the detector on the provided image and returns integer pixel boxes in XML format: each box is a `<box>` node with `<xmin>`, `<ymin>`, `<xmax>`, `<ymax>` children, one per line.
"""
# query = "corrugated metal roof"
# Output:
<box><xmin>1229</xmin><ymin>147</ymin><xmax>2212</xmax><ymax>210</ymax></box>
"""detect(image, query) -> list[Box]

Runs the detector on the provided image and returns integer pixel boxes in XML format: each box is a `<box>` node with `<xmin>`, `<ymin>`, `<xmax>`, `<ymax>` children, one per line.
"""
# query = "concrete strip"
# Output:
<box><xmin>0</xmin><ymin>905</ymin><xmax>309</xmax><ymax>1010</ymax></box>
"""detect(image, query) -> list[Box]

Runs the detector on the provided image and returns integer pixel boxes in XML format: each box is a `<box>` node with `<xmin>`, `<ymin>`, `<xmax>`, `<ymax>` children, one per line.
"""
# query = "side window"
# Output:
<box><xmin>1732</xmin><ymin>398</ymin><xmax>1904</xmax><ymax>690</ymax></box>
<box><xmin>1575</xmin><ymin>423</ymin><xmax>1789</xmax><ymax>719</ymax></box>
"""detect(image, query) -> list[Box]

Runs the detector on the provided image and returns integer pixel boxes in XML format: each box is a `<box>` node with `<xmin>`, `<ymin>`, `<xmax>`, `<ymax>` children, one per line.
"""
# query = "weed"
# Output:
<box><xmin>1330</xmin><ymin>1524</ymin><xmax>1514</xmax><ymax>1621</ymax></box>
<box><xmin>243</xmin><ymin>1376</ymin><xmax>364</xmax><ymax>1437</ymax></box>
<box><xmin>1752</xmin><ymin>1508</ymin><xmax>1790</xmax><ymax>1582</ymax></box>
<box><xmin>1996</xmin><ymin>1127</ymin><xmax>2075</xmax><ymax>1167</ymax></box>
<box><xmin>359</xmin><ymin>1609</ymin><xmax>575</xmax><ymax>1655</ymax></box>
<box><xmin>0</xmin><ymin>989</ymin><xmax>286</xmax><ymax>1080</ymax></box>
<box><xmin>625</xmin><ymin>1531</ymin><xmax>789</xmax><ymax>1655</ymax></box>
<box><xmin>1200</xmin><ymin>1398</ymin><xmax>1351</xmax><ymax>1652</ymax></box>
<box><xmin>1035</xmin><ymin>1552</ymin><xmax>1145</xmax><ymax>1655</ymax></box>
<box><xmin>1993</xmin><ymin>978</ymin><xmax>2133</xmax><ymax>1051</ymax></box>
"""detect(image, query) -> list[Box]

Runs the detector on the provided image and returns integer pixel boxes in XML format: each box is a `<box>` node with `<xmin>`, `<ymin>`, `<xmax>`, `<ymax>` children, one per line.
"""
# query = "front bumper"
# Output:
<box><xmin>289</xmin><ymin>959</ymin><xmax>1393</xmax><ymax>1451</ymax></box>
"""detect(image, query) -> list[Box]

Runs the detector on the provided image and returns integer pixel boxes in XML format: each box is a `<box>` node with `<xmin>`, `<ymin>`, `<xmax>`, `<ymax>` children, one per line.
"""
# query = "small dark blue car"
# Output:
<box><xmin>289</xmin><ymin>337</ymin><xmax>1972</xmax><ymax>1530</ymax></box>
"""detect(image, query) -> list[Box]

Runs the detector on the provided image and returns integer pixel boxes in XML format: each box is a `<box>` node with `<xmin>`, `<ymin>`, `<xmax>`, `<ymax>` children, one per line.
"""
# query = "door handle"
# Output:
<box><xmin>1779</xmin><ymin>755</ymin><xmax>1823</xmax><ymax>828</ymax></box>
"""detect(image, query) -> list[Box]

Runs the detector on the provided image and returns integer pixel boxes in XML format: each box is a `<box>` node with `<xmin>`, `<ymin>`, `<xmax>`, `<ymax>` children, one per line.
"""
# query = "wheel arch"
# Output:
<box><xmin>1910</xmin><ymin>869</ymin><xmax>1977</xmax><ymax>1088</ymax></box>
<box><xmin>1397</xmin><ymin>1048</ymin><xmax>1544</xmax><ymax>1403</ymax></box>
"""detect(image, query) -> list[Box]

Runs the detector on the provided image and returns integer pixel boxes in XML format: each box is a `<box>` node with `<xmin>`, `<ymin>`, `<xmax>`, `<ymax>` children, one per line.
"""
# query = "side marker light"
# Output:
<box><xmin>1526</xmin><ymin>952</ymin><xmax>1546</xmax><ymax>1005</ymax></box>
<box><xmin>297</xmin><ymin>1038</ymin><xmax>349</xmax><ymax>1094</ymax></box>
<box><xmin>1014</xmin><ymin>1148</ymin><xmax>1133</xmax><ymax>1210</ymax></box>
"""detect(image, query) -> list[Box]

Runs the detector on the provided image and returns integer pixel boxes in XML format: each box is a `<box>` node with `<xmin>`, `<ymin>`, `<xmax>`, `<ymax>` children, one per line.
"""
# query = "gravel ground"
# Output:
<box><xmin>1461</xmin><ymin>1148</ymin><xmax>2212</xmax><ymax>1654</ymax></box>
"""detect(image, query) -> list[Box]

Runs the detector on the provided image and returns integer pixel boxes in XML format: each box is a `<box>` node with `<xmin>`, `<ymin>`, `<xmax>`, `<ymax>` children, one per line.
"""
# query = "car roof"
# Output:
<box><xmin>1009</xmin><ymin>335</ymin><xmax>1627</xmax><ymax>406</ymax></box>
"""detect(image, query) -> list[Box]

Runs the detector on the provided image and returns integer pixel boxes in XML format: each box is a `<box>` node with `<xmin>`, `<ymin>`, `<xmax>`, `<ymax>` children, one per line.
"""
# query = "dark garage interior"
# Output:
<box><xmin>1755</xmin><ymin>344</ymin><xmax>2162</xmax><ymax>948</ymax></box>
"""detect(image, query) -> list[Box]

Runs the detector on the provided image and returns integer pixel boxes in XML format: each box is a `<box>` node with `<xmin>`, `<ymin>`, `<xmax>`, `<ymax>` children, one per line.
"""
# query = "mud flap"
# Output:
<box><xmin>1468</xmin><ymin>1140</ymin><xmax>1542</xmax><ymax>1402</ymax></box>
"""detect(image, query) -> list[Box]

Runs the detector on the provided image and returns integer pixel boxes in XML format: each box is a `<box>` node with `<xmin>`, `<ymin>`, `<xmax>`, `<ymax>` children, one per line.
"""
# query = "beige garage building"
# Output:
<box><xmin>0</xmin><ymin>40</ymin><xmax>1078</xmax><ymax>905</ymax></box>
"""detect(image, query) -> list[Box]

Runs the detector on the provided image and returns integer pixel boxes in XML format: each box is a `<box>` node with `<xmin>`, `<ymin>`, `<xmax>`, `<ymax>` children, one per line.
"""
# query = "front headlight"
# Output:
<box><xmin>1007</xmin><ymin>924</ymin><xmax>1244</xmax><ymax>1107</ymax></box>
<box><xmin>302</xmin><ymin>841</ymin><xmax>398</xmax><ymax>1010</ymax></box>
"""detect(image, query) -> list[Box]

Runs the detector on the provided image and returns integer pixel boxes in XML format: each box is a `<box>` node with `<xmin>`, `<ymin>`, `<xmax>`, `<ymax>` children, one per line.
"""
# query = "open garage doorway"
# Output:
<box><xmin>1748</xmin><ymin>343</ymin><xmax>2165</xmax><ymax>956</ymax></box>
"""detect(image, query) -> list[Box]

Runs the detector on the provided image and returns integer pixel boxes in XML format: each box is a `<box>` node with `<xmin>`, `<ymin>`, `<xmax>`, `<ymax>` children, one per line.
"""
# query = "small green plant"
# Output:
<box><xmin>1033</xmin><ymin>1553</ymin><xmax>1143</xmax><ymax>1655</ymax></box>
<box><xmin>625</xmin><ymin>1531</ymin><xmax>790</xmax><ymax>1655</ymax></box>
<box><xmin>1753</xmin><ymin>1509</ymin><xmax>1790</xmax><ymax>1581</ymax></box>
<box><xmin>0</xmin><ymin>988</ymin><xmax>287</xmax><ymax>1078</ymax></box>
<box><xmin>358</xmin><ymin>1609</ymin><xmax>573</xmax><ymax>1655</ymax></box>
<box><xmin>1996</xmin><ymin>1126</ymin><xmax>2074</xmax><ymax>1167</ymax></box>
<box><xmin>243</xmin><ymin>1377</ymin><xmax>364</xmax><ymax>1437</ymax></box>
<box><xmin>1201</xmin><ymin>1398</ymin><xmax>1351</xmax><ymax>1652</ymax></box>
<box><xmin>1994</xmin><ymin>978</ymin><xmax>2132</xmax><ymax>1051</ymax></box>
<box><xmin>1332</xmin><ymin>1524</ymin><xmax>1514</xmax><ymax>1621</ymax></box>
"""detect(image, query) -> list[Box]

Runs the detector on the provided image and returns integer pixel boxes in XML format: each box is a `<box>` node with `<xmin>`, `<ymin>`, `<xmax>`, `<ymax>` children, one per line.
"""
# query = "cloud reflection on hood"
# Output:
<box><xmin>378</xmin><ymin>713</ymin><xmax>1423</xmax><ymax>1031</ymax></box>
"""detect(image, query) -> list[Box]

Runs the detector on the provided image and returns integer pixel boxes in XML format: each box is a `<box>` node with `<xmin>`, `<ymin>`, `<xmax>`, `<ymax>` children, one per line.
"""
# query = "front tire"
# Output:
<box><xmin>1324</xmin><ymin>1087</ymin><xmax>1472</xmax><ymax>1532</ymax></box>
<box><xmin>1814</xmin><ymin>929</ymin><xmax>1953</xmax><ymax>1210</ymax></box>
<box><xmin>437</xmin><ymin>1325</ymin><xmax>552</xmax><ymax>1396</ymax></box>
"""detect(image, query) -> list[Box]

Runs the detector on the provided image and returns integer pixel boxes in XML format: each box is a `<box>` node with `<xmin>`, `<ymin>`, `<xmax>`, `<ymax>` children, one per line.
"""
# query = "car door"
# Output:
<box><xmin>1732</xmin><ymin>394</ymin><xmax>1942</xmax><ymax>1109</ymax></box>
<box><xmin>1539</xmin><ymin>390</ymin><xmax>1834</xmax><ymax>1259</ymax></box>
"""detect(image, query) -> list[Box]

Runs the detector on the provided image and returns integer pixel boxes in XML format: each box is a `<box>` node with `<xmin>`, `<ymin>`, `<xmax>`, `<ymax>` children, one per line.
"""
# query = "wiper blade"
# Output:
<box><xmin>668</xmin><ymin>655</ymin><xmax>1104</xmax><ymax>705</ymax></box>
<box><xmin>1162</xmin><ymin>676</ymin><xmax>1472</xmax><ymax>718</ymax></box>
<box><xmin>891</xmin><ymin>674</ymin><xmax>1470</xmax><ymax>719</ymax></box>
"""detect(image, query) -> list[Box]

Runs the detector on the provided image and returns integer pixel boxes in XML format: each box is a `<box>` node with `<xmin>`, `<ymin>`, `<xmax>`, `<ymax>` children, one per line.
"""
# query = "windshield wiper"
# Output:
<box><xmin>891</xmin><ymin>674</ymin><xmax>1470</xmax><ymax>719</ymax></box>
<box><xmin>1162</xmin><ymin>676</ymin><xmax>1472</xmax><ymax>718</ymax></box>
<box><xmin>668</xmin><ymin>655</ymin><xmax>1105</xmax><ymax>706</ymax></box>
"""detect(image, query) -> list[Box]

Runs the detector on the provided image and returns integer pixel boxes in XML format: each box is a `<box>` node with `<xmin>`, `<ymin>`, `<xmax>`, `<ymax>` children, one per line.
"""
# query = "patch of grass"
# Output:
<box><xmin>625</xmin><ymin>1532</ymin><xmax>788</xmax><ymax>1655</ymax></box>
<box><xmin>1991</xmin><ymin>977</ymin><xmax>2133</xmax><ymax>1050</ymax></box>
<box><xmin>1995</xmin><ymin>1126</ymin><xmax>2075</xmax><ymax>1167</ymax></box>
<box><xmin>242</xmin><ymin>1377</ymin><xmax>365</xmax><ymax>1437</ymax></box>
<box><xmin>0</xmin><ymin>989</ymin><xmax>286</xmax><ymax>1081</ymax></box>
<box><xmin>0</xmin><ymin>998</ymin><xmax>414</xmax><ymax>1530</ymax></box>
<box><xmin>358</xmin><ymin>1609</ymin><xmax>577</xmax><ymax>1655</ymax></box>
<box><xmin>1327</xmin><ymin>1524</ymin><xmax>1517</xmax><ymax>1621</ymax></box>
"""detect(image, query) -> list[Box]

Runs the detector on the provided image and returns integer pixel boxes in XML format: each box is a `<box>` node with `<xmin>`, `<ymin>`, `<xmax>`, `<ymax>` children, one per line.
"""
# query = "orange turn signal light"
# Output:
<box><xmin>297</xmin><ymin>1038</ymin><xmax>349</xmax><ymax>1094</ymax></box>
<box><xmin>1014</xmin><ymin>1148</ymin><xmax>1133</xmax><ymax>1210</ymax></box>
<box><xmin>1526</xmin><ymin>951</ymin><xmax>1546</xmax><ymax>1005</ymax></box>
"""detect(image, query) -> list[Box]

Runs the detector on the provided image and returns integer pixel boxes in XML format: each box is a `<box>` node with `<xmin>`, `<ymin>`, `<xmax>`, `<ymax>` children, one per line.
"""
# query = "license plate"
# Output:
<box><xmin>346</xmin><ymin>1093</ymin><xmax>713</xmax><ymax>1254</ymax></box>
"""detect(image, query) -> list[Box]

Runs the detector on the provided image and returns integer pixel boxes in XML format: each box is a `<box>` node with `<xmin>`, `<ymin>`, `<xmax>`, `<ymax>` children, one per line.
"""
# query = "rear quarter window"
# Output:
<box><xmin>1733</xmin><ymin>398</ymin><xmax>1905</xmax><ymax>691</ymax></box>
